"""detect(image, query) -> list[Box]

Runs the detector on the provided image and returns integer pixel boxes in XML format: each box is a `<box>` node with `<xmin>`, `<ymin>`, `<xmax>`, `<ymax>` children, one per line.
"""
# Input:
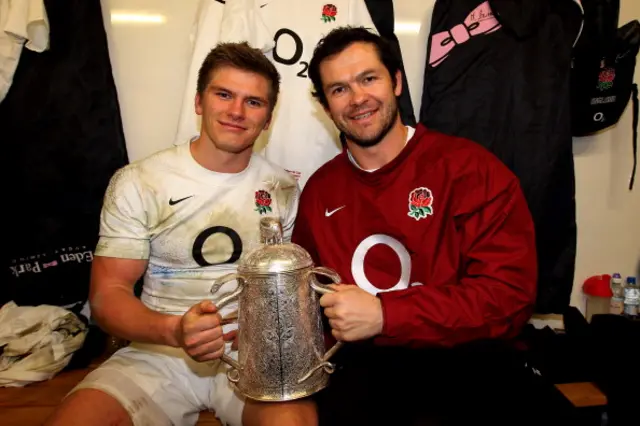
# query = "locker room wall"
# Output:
<box><xmin>101</xmin><ymin>0</ymin><xmax>639</xmax><ymax>313</ymax></box>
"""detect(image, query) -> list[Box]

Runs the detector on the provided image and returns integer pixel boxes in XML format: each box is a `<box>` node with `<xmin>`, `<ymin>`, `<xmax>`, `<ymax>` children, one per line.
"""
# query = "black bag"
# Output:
<box><xmin>571</xmin><ymin>17</ymin><xmax>640</xmax><ymax>190</ymax></box>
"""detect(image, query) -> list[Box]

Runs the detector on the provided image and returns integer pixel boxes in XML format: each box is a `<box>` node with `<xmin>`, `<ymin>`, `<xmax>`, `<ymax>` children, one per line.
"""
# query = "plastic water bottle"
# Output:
<box><xmin>622</xmin><ymin>276</ymin><xmax>639</xmax><ymax>318</ymax></box>
<box><xmin>609</xmin><ymin>273</ymin><xmax>625</xmax><ymax>315</ymax></box>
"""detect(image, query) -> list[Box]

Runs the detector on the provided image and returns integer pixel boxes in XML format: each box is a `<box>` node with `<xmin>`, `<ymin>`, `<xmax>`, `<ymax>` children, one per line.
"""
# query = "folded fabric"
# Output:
<box><xmin>0</xmin><ymin>301</ymin><xmax>87</xmax><ymax>387</ymax></box>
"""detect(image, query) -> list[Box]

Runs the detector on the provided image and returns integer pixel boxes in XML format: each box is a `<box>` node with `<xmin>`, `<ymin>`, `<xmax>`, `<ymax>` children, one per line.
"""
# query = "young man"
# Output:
<box><xmin>290</xmin><ymin>27</ymin><xmax>543</xmax><ymax>425</ymax></box>
<box><xmin>44</xmin><ymin>42</ymin><xmax>305</xmax><ymax>426</ymax></box>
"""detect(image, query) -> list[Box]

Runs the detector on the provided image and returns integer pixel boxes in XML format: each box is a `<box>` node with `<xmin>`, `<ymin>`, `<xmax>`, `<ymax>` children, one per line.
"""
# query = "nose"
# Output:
<box><xmin>227</xmin><ymin>98</ymin><xmax>245</xmax><ymax>121</ymax></box>
<box><xmin>349</xmin><ymin>84</ymin><xmax>368</xmax><ymax>107</ymax></box>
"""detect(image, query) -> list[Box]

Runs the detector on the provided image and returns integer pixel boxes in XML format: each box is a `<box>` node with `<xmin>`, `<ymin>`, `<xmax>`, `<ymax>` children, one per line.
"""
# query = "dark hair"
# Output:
<box><xmin>308</xmin><ymin>26</ymin><xmax>401</xmax><ymax>108</ymax></box>
<box><xmin>197</xmin><ymin>42</ymin><xmax>281</xmax><ymax>110</ymax></box>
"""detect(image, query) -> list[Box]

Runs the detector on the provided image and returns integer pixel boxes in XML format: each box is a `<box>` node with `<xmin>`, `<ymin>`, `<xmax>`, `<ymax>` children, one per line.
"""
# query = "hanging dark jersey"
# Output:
<box><xmin>0</xmin><ymin>0</ymin><xmax>129</xmax><ymax>308</ymax></box>
<box><xmin>419</xmin><ymin>0</ymin><xmax>584</xmax><ymax>314</ymax></box>
<box><xmin>364</xmin><ymin>0</ymin><xmax>416</xmax><ymax>126</ymax></box>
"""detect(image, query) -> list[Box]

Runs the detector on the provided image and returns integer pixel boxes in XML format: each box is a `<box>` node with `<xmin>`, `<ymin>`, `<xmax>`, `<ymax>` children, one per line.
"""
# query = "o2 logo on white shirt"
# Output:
<box><xmin>192</xmin><ymin>226</ymin><xmax>242</xmax><ymax>266</ymax></box>
<box><xmin>272</xmin><ymin>28</ymin><xmax>309</xmax><ymax>78</ymax></box>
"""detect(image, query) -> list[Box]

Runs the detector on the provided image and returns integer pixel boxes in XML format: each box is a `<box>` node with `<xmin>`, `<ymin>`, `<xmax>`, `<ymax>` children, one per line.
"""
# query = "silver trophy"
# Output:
<box><xmin>211</xmin><ymin>217</ymin><xmax>342</xmax><ymax>402</ymax></box>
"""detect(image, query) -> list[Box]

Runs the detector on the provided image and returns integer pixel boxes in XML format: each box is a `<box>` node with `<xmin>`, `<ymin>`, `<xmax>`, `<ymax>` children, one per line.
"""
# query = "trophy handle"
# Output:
<box><xmin>308</xmin><ymin>267</ymin><xmax>341</xmax><ymax>294</ymax></box>
<box><xmin>299</xmin><ymin>267</ymin><xmax>344</xmax><ymax>384</ymax></box>
<box><xmin>210</xmin><ymin>273</ymin><xmax>245</xmax><ymax>381</ymax></box>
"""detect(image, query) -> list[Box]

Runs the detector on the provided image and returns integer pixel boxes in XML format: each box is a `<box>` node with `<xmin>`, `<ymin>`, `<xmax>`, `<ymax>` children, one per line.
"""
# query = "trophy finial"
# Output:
<box><xmin>259</xmin><ymin>217</ymin><xmax>283</xmax><ymax>245</ymax></box>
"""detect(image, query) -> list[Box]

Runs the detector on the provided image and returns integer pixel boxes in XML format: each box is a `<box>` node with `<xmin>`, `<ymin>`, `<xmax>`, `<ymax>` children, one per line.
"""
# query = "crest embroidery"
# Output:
<box><xmin>597</xmin><ymin>67</ymin><xmax>615</xmax><ymax>91</ymax></box>
<box><xmin>407</xmin><ymin>187</ymin><xmax>434</xmax><ymax>221</ymax></box>
<box><xmin>254</xmin><ymin>190</ymin><xmax>273</xmax><ymax>215</ymax></box>
<box><xmin>321</xmin><ymin>4</ymin><xmax>337</xmax><ymax>23</ymax></box>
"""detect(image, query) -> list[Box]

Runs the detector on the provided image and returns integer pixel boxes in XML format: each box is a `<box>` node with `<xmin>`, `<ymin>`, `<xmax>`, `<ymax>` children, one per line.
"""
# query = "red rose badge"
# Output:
<box><xmin>322</xmin><ymin>4</ymin><xmax>337</xmax><ymax>23</ymax></box>
<box><xmin>597</xmin><ymin>68</ymin><xmax>615</xmax><ymax>91</ymax></box>
<box><xmin>254</xmin><ymin>190</ymin><xmax>273</xmax><ymax>215</ymax></box>
<box><xmin>408</xmin><ymin>187</ymin><xmax>433</xmax><ymax>220</ymax></box>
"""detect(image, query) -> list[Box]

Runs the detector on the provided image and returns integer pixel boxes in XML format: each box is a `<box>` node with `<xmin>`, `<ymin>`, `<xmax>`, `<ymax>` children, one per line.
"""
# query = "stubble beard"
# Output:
<box><xmin>338</xmin><ymin>100</ymin><xmax>398</xmax><ymax>148</ymax></box>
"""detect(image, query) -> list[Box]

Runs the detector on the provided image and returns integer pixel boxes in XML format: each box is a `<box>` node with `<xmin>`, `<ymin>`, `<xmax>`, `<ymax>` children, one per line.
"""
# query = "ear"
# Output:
<box><xmin>263</xmin><ymin>114</ymin><xmax>272</xmax><ymax>130</ymax></box>
<box><xmin>319</xmin><ymin>96</ymin><xmax>334</xmax><ymax>119</ymax></box>
<box><xmin>394</xmin><ymin>70</ymin><xmax>403</xmax><ymax>97</ymax></box>
<box><xmin>322</xmin><ymin>104</ymin><xmax>337</xmax><ymax>124</ymax></box>
<box><xmin>195</xmin><ymin>92</ymin><xmax>203</xmax><ymax>116</ymax></box>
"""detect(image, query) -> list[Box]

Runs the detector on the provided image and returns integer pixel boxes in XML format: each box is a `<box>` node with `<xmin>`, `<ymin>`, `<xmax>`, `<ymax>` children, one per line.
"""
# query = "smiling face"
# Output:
<box><xmin>195</xmin><ymin>66</ymin><xmax>272</xmax><ymax>154</ymax></box>
<box><xmin>319</xmin><ymin>42</ymin><xmax>402</xmax><ymax>148</ymax></box>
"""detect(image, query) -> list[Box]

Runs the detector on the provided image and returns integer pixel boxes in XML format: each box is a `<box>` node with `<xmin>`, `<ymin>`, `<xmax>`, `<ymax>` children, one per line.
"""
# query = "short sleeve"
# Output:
<box><xmin>95</xmin><ymin>167</ymin><xmax>151</xmax><ymax>260</ymax></box>
<box><xmin>490</xmin><ymin>0</ymin><xmax>583</xmax><ymax>47</ymax></box>
<box><xmin>173</xmin><ymin>0</ymin><xmax>225</xmax><ymax>146</ymax></box>
<box><xmin>219</xmin><ymin>0</ymin><xmax>274</xmax><ymax>51</ymax></box>
<box><xmin>4</xmin><ymin>0</ymin><xmax>49</xmax><ymax>52</ymax></box>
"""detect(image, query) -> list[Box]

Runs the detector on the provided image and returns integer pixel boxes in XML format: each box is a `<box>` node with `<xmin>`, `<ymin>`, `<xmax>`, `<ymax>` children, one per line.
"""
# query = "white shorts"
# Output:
<box><xmin>69</xmin><ymin>342</ymin><xmax>244</xmax><ymax>426</ymax></box>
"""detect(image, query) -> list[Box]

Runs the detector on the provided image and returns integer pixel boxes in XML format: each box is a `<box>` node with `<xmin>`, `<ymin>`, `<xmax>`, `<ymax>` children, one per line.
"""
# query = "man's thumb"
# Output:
<box><xmin>193</xmin><ymin>300</ymin><xmax>218</xmax><ymax>315</ymax></box>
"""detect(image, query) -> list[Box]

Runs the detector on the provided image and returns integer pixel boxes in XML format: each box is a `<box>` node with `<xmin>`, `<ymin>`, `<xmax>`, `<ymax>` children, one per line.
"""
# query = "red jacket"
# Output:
<box><xmin>292</xmin><ymin>124</ymin><xmax>537</xmax><ymax>348</ymax></box>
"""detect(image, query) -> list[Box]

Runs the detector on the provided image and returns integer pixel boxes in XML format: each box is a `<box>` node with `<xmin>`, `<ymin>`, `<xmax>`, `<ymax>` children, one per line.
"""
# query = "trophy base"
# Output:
<box><xmin>233</xmin><ymin>376</ymin><xmax>329</xmax><ymax>402</ymax></box>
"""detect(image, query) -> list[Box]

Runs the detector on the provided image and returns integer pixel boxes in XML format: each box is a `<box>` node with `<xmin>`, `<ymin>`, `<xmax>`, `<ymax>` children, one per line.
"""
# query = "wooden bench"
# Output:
<box><xmin>555</xmin><ymin>382</ymin><xmax>608</xmax><ymax>408</ymax></box>
<box><xmin>1</xmin><ymin>361</ymin><xmax>607</xmax><ymax>426</ymax></box>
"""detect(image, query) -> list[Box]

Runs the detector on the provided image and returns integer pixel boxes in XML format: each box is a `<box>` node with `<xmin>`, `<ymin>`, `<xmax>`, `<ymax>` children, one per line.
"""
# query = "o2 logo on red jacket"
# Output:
<box><xmin>351</xmin><ymin>234</ymin><xmax>422</xmax><ymax>295</ymax></box>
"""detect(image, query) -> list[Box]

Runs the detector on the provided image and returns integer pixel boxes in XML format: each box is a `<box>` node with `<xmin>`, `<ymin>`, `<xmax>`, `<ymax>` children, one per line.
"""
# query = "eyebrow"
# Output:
<box><xmin>324</xmin><ymin>68</ymin><xmax>378</xmax><ymax>92</ymax></box>
<box><xmin>209</xmin><ymin>84</ymin><xmax>269</xmax><ymax>105</ymax></box>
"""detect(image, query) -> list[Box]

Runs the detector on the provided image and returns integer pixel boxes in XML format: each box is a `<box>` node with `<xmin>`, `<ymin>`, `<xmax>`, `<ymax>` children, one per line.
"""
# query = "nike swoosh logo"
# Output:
<box><xmin>325</xmin><ymin>206</ymin><xmax>345</xmax><ymax>217</ymax></box>
<box><xmin>169</xmin><ymin>195</ymin><xmax>194</xmax><ymax>206</ymax></box>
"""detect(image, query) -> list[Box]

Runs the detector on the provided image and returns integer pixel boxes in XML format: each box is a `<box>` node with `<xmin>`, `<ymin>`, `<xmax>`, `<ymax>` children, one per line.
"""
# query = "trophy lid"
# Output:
<box><xmin>238</xmin><ymin>217</ymin><xmax>313</xmax><ymax>274</ymax></box>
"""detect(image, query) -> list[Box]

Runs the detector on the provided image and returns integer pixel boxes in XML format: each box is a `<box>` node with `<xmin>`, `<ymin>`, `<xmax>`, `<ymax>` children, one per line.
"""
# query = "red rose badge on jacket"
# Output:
<box><xmin>407</xmin><ymin>187</ymin><xmax>434</xmax><ymax>220</ymax></box>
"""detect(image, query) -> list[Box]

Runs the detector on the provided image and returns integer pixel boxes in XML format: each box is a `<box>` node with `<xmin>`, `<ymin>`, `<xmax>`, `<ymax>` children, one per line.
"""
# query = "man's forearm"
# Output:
<box><xmin>90</xmin><ymin>288</ymin><xmax>181</xmax><ymax>347</ymax></box>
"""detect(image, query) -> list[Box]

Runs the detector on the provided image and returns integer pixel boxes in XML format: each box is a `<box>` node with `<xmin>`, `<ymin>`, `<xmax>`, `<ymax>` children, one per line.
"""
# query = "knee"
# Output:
<box><xmin>44</xmin><ymin>389</ymin><xmax>133</xmax><ymax>426</ymax></box>
<box><xmin>242</xmin><ymin>398</ymin><xmax>318</xmax><ymax>426</ymax></box>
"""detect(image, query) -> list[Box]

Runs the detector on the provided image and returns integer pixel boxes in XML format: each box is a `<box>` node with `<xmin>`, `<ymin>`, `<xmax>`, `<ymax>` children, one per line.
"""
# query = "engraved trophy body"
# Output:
<box><xmin>212</xmin><ymin>217</ymin><xmax>342</xmax><ymax>402</ymax></box>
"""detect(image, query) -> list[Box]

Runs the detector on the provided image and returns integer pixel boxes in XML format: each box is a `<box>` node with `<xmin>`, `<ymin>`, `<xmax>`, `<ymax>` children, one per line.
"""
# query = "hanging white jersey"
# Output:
<box><xmin>173</xmin><ymin>0</ymin><xmax>225</xmax><ymax>146</ymax></box>
<box><xmin>219</xmin><ymin>0</ymin><xmax>377</xmax><ymax>188</ymax></box>
<box><xmin>95</xmin><ymin>142</ymin><xmax>299</xmax><ymax>317</ymax></box>
<box><xmin>174</xmin><ymin>0</ymin><xmax>377</xmax><ymax>188</ymax></box>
